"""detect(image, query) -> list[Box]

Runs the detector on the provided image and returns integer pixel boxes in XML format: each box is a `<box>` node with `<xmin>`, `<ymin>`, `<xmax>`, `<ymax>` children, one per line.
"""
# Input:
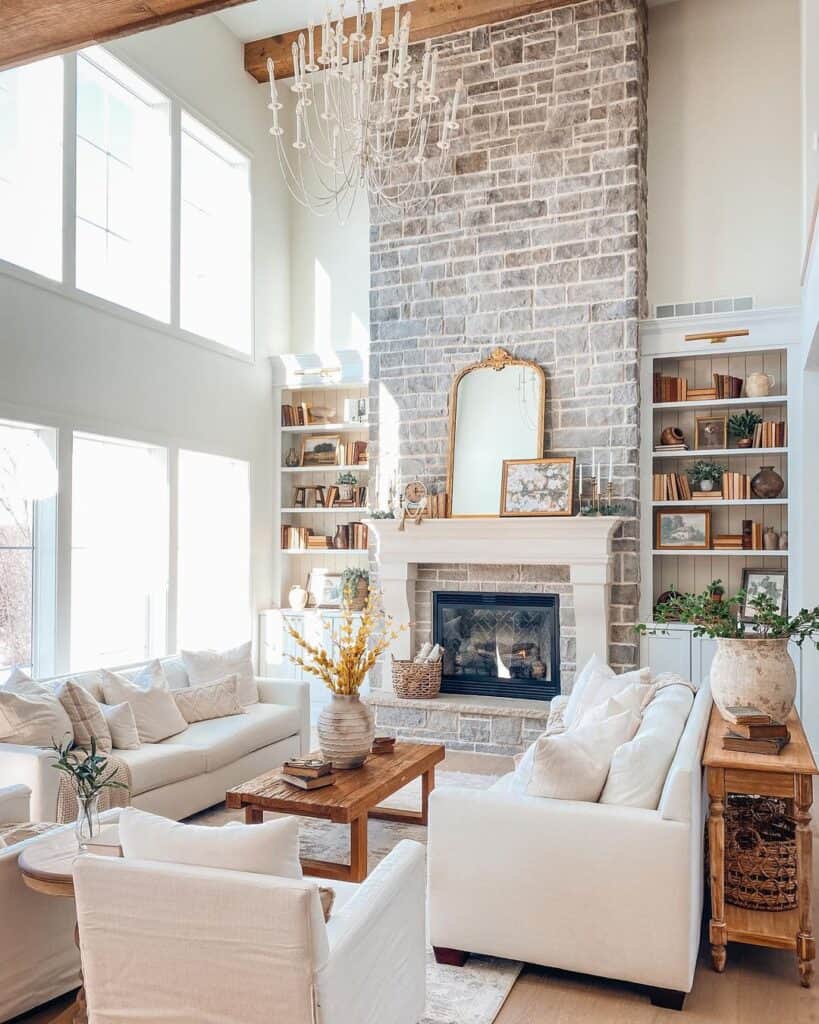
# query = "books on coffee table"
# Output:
<box><xmin>281</xmin><ymin>772</ymin><xmax>337</xmax><ymax>790</ymax></box>
<box><xmin>723</xmin><ymin>734</ymin><xmax>790</xmax><ymax>755</ymax></box>
<box><xmin>282</xmin><ymin>758</ymin><xmax>333</xmax><ymax>779</ymax></box>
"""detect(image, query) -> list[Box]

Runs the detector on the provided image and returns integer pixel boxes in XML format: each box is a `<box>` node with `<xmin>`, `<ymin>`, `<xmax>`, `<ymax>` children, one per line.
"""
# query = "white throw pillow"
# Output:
<box><xmin>173</xmin><ymin>675</ymin><xmax>244</xmax><ymax>724</ymax></box>
<box><xmin>527</xmin><ymin>709</ymin><xmax>640</xmax><ymax>802</ymax></box>
<box><xmin>0</xmin><ymin>689</ymin><xmax>74</xmax><ymax>748</ymax></box>
<box><xmin>101</xmin><ymin>669</ymin><xmax>188</xmax><ymax>744</ymax></box>
<box><xmin>577</xmin><ymin>681</ymin><xmax>657</xmax><ymax>728</ymax></box>
<box><xmin>567</xmin><ymin>665</ymin><xmax>652</xmax><ymax>728</ymax></box>
<box><xmin>3</xmin><ymin>667</ymin><xmax>40</xmax><ymax>692</ymax></box>
<box><xmin>563</xmin><ymin>653</ymin><xmax>608</xmax><ymax>728</ymax></box>
<box><xmin>181</xmin><ymin>642</ymin><xmax>257</xmax><ymax>706</ymax></box>
<box><xmin>58</xmin><ymin>680</ymin><xmax>112</xmax><ymax>753</ymax></box>
<box><xmin>101</xmin><ymin>702</ymin><xmax>141</xmax><ymax>750</ymax></box>
<box><xmin>119</xmin><ymin>807</ymin><xmax>302</xmax><ymax>879</ymax></box>
<box><xmin>600</xmin><ymin>683</ymin><xmax>695</xmax><ymax>809</ymax></box>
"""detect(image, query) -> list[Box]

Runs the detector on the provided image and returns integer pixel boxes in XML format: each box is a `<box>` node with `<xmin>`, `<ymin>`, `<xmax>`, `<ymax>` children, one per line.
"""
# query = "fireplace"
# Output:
<box><xmin>433</xmin><ymin>592</ymin><xmax>560</xmax><ymax>701</ymax></box>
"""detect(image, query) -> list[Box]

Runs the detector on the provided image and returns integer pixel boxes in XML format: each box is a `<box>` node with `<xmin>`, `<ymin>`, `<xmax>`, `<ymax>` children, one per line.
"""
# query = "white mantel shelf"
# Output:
<box><xmin>365</xmin><ymin>516</ymin><xmax>624</xmax><ymax>682</ymax></box>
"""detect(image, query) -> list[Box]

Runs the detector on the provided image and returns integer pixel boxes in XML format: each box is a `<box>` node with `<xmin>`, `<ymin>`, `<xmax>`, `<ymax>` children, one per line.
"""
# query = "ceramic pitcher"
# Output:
<box><xmin>745</xmin><ymin>372</ymin><xmax>775</xmax><ymax>397</ymax></box>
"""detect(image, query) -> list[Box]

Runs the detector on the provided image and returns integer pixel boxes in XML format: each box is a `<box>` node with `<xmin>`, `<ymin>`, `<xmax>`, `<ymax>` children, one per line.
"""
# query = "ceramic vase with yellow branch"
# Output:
<box><xmin>283</xmin><ymin>590</ymin><xmax>405</xmax><ymax>769</ymax></box>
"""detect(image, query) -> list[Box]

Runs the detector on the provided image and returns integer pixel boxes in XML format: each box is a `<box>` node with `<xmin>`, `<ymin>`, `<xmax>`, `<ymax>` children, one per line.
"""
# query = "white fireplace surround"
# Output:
<box><xmin>365</xmin><ymin>516</ymin><xmax>624</xmax><ymax>692</ymax></box>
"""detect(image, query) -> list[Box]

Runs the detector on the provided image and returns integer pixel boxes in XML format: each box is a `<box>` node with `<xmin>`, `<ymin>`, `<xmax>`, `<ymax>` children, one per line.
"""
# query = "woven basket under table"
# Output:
<box><xmin>392</xmin><ymin>658</ymin><xmax>442</xmax><ymax>700</ymax></box>
<box><xmin>724</xmin><ymin>795</ymin><xmax>797</xmax><ymax>912</ymax></box>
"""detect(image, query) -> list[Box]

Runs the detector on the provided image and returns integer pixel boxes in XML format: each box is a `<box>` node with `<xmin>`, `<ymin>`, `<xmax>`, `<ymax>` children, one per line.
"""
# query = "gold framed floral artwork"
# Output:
<box><xmin>500</xmin><ymin>457</ymin><xmax>576</xmax><ymax>517</ymax></box>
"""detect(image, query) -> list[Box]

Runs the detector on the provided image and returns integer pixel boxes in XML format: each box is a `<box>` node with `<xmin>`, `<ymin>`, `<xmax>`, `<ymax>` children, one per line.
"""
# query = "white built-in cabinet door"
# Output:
<box><xmin>645</xmin><ymin>628</ymin><xmax>692</xmax><ymax>679</ymax></box>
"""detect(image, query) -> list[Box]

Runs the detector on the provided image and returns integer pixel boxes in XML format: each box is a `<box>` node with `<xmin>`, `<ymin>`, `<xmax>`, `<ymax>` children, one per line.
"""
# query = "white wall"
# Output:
<box><xmin>0</xmin><ymin>14</ymin><xmax>289</xmax><ymax>665</ymax></box>
<box><xmin>803</xmin><ymin>0</ymin><xmax>819</xmax><ymax>248</ymax></box>
<box><xmin>647</xmin><ymin>0</ymin><xmax>802</xmax><ymax>312</ymax></box>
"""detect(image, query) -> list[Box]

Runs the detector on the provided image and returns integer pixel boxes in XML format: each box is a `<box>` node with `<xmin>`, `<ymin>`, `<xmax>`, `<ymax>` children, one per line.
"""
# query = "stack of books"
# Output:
<box><xmin>692</xmin><ymin>488</ymin><xmax>721</xmax><ymax>500</ymax></box>
<box><xmin>654</xmin><ymin>441</ymin><xmax>689</xmax><ymax>453</ymax></box>
<box><xmin>741</xmin><ymin>520</ymin><xmax>765</xmax><ymax>550</ymax></box>
<box><xmin>751</xmin><ymin>421</ymin><xmax>787</xmax><ymax>448</ymax></box>
<box><xmin>426</xmin><ymin>492</ymin><xmax>450</xmax><ymax>518</ymax></box>
<box><xmin>372</xmin><ymin>736</ymin><xmax>396</xmax><ymax>755</ymax></box>
<box><xmin>653</xmin><ymin>473</ymin><xmax>692</xmax><ymax>500</ymax></box>
<box><xmin>331</xmin><ymin>522</ymin><xmax>369</xmax><ymax>550</ymax></box>
<box><xmin>713</xmin><ymin>533</ymin><xmax>743</xmax><ymax>550</ymax></box>
<box><xmin>653</xmin><ymin>375</ymin><xmax>688</xmax><ymax>402</ymax></box>
<box><xmin>713</xmin><ymin>373</ymin><xmax>743</xmax><ymax>398</ymax></box>
<box><xmin>307</xmin><ymin>535</ymin><xmax>332</xmax><ymax>550</ymax></box>
<box><xmin>722</xmin><ymin>706</ymin><xmax>790</xmax><ymax>755</ymax></box>
<box><xmin>281</xmin><ymin>525</ymin><xmax>312</xmax><ymax>551</ymax></box>
<box><xmin>281</xmin><ymin>758</ymin><xmax>337</xmax><ymax>789</ymax></box>
<box><xmin>722</xmin><ymin>472</ymin><xmax>751</xmax><ymax>499</ymax></box>
<box><xmin>281</xmin><ymin>403</ymin><xmax>311</xmax><ymax>426</ymax></box>
<box><xmin>687</xmin><ymin>386</ymin><xmax>717</xmax><ymax>401</ymax></box>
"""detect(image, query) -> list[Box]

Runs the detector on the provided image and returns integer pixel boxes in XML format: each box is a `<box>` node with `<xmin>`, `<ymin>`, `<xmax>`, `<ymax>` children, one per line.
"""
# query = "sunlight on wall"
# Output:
<box><xmin>313</xmin><ymin>257</ymin><xmax>333</xmax><ymax>362</ymax></box>
<box><xmin>350</xmin><ymin>311</ymin><xmax>369</xmax><ymax>355</ymax></box>
<box><xmin>376</xmin><ymin>382</ymin><xmax>400</xmax><ymax>509</ymax></box>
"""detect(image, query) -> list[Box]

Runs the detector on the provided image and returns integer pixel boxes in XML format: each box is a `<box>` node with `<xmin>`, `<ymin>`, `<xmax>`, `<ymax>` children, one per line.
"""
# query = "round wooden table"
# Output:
<box><xmin>18</xmin><ymin>827</ymin><xmax>92</xmax><ymax>1024</ymax></box>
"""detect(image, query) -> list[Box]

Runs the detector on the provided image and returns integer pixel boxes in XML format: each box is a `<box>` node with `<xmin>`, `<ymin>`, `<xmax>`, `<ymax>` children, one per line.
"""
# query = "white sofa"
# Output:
<box><xmin>73</xmin><ymin>838</ymin><xmax>427</xmax><ymax>1024</ymax></box>
<box><xmin>0</xmin><ymin>656</ymin><xmax>310</xmax><ymax>823</ymax></box>
<box><xmin>427</xmin><ymin>680</ymin><xmax>713</xmax><ymax>1010</ymax></box>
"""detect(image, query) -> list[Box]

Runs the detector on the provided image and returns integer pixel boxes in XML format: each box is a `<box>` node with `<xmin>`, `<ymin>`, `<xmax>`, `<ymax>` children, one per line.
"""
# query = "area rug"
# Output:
<box><xmin>190</xmin><ymin>768</ymin><xmax>522</xmax><ymax>1024</ymax></box>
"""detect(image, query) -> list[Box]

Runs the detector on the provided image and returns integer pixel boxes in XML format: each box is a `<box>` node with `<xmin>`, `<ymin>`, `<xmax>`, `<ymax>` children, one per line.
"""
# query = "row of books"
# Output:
<box><xmin>750</xmin><ymin>421</ymin><xmax>787</xmax><ymax>448</ymax></box>
<box><xmin>282</xmin><ymin>403</ymin><xmax>313</xmax><ymax>426</ymax></box>
<box><xmin>280</xmin><ymin>522</ymin><xmax>369</xmax><ymax>551</ymax></box>
<box><xmin>653</xmin><ymin>473</ymin><xmax>693</xmax><ymax>501</ymax></box>
<box><xmin>722</xmin><ymin>706</ymin><xmax>790</xmax><ymax>755</ymax></box>
<box><xmin>713</xmin><ymin>521</ymin><xmax>767</xmax><ymax>550</ymax></box>
<box><xmin>652</xmin><ymin>373</ymin><xmax>750</xmax><ymax>404</ymax></box>
<box><xmin>712</xmin><ymin>373</ymin><xmax>744</xmax><ymax>399</ymax></box>
<box><xmin>722</xmin><ymin>472</ymin><xmax>752</xmax><ymax>499</ymax></box>
<box><xmin>295</xmin><ymin>485</ymin><xmax>368</xmax><ymax>508</ymax></box>
<box><xmin>426</xmin><ymin>492</ymin><xmax>450</xmax><ymax>518</ymax></box>
<box><xmin>653</xmin><ymin>375</ymin><xmax>688</xmax><ymax>402</ymax></box>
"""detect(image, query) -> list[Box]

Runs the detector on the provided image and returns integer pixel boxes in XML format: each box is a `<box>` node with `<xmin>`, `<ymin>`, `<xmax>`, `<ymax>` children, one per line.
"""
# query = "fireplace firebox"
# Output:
<box><xmin>433</xmin><ymin>592</ymin><xmax>560</xmax><ymax>701</ymax></box>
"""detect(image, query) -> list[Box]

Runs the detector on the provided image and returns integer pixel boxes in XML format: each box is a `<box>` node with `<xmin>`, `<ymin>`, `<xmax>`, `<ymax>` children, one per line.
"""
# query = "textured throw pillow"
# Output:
<box><xmin>58</xmin><ymin>680</ymin><xmax>113</xmax><ymax>753</ymax></box>
<box><xmin>527</xmin><ymin>709</ymin><xmax>641</xmax><ymax>802</ymax></box>
<box><xmin>173</xmin><ymin>675</ymin><xmax>244</xmax><ymax>724</ymax></box>
<box><xmin>119</xmin><ymin>807</ymin><xmax>302</xmax><ymax>879</ymax></box>
<box><xmin>0</xmin><ymin>689</ymin><xmax>74</xmax><ymax>748</ymax></box>
<box><xmin>101</xmin><ymin>701</ymin><xmax>141</xmax><ymax>750</ymax></box>
<box><xmin>600</xmin><ymin>684</ymin><xmax>695</xmax><ymax>809</ymax></box>
<box><xmin>567</xmin><ymin>665</ymin><xmax>652</xmax><ymax>728</ymax></box>
<box><xmin>101</xmin><ymin>670</ymin><xmax>188</xmax><ymax>744</ymax></box>
<box><xmin>181</xmin><ymin>642</ymin><xmax>257</xmax><ymax>706</ymax></box>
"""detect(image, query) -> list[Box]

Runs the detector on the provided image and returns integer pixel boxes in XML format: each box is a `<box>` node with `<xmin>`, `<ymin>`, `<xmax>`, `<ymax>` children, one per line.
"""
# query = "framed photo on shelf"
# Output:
<box><xmin>301</xmin><ymin>434</ymin><xmax>342</xmax><ymax>467</ymax></box>
<box><xmin>500</xmin><ymin>457</ymin><xmax>576</xmax><ymax>517</ymax></box>
<box><xmin>695</xmin><ymin>415</ymin><xmax>727</xmax><ymax>450</ymax></box>
<box><xmin>306</xmin><ymin>569</ymin><xmax>343</xmax><ymax>609</ymax></box>
<box><xmin>740</xmin><ymin>568</ymin><xmax>788</xmax><ymax>622</ymax></box>
<box><xmin>655</xmin><ymin>508</ymin><xmax>712</xmax><ymax>550</ymax></box>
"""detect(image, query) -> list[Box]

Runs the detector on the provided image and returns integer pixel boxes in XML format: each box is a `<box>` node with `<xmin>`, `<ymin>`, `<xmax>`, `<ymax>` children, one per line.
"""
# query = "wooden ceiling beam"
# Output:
<box><xmin>245</xmin><ymin>0</ymin><xmax>586</xmax><ymax>83</ymax></box>
<box><xmin>0</xmin><ymin>0</ymin><xmax>253</xmax><ymax>72</ymax></box>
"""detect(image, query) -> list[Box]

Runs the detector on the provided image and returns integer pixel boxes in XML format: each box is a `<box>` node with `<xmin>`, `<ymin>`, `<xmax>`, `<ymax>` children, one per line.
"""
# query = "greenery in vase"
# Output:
<box><xmin>637</xmin><ymin>581</ymin><xmax>819</xmax><ymax>645</ymax></box>
<box><xmin>50</xmin><ymin>737</ymin><xmax>128</xmax><ymax>831</ymax></box>
<box><xmin>687</xmin><ymin>460</ymin><xmax>725</xmax><ymax>487</ymax></box>
<box><xmin>728</xmin><ymin>409</ymin><xmax>762</xmax><ymax>441</ymax></box>
<box><xmin>341</xmin><ymin>567</ymin><xmax>370</xmax><ymax>602</ymax></box>
<box><xmin>337</xmin><ymin>471</ymin><xmax>358</xmax><ymax>486</ymax></box>
<box><xmin>367</xmin><ymin>509</ymin><xmax>395</xmax><ymax>519</ymax></box>
<box><xmin>284</xmin><ymin>590</ymin><xmax>406</xmax><ymax>695</ymax></box>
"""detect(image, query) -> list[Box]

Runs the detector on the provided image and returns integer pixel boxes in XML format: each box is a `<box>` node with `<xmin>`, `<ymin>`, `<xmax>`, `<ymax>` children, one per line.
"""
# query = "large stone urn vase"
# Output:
<box><xmin>709</xmin><ymin>637</ymin><xmax>796</xmax><ymax>723</ymax></box>
<box><xmin>317</xmin><ymin>694</ymin><xmax>375</xmax><ymax>769</ymax></box>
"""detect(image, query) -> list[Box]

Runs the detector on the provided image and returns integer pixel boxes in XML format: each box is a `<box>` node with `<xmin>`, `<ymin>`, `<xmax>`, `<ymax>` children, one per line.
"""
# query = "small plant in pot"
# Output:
<box><xmin>728</xmin><ymin>409</ymin><xmax>762</xmax><ymax>449</ymax></box>
<box><xmin>341</xmin><ymin>567</ymin><xmax>370</xmax><ymax>611</ymax></box>
<box><xmin>637</xmin><ymin>583</ymin><xmax>819</xmax><ymax>723</ymax></box>
<box><xmin>688</xmin><ymin>460</ymin><xmax>725</xmax><ymax>493</ymax></box>
<box><xmin>337</xmin><ymin>471</ymin><xmax>357</xmax><ymax>502</ymax></box>
<box><xmin>50</xmin><ymin>737</ymin><xmax>129</xmax><ymax>849</ymax></box>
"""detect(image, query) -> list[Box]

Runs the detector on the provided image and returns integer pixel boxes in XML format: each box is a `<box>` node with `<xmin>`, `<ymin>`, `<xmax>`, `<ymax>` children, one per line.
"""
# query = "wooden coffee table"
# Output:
<box><xmin>226</xmin><ymin>741</ymin><xmax>445</xmax><ymax>883</ymax></box>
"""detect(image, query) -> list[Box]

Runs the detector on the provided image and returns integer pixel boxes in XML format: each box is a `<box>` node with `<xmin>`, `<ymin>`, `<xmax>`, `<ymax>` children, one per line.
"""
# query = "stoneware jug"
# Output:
<box><xmin>710</xmin><ymin>638</ymin><xmax>796</xmax><ymax>723</ymax></box>
<box><xmin>288</xmin><ymin>585</ymin><xmax>309</xmax><ymax>610</ymax></box>
<box><xmin>745</xmin><ymin>372</ymin><xmax>775</xmax><ymax>398</ymax></box>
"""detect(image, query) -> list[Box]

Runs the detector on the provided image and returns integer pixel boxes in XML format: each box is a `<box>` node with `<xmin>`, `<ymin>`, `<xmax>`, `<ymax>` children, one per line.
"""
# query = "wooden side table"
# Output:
<box><xmin>704</xmin><ymin>705</ymin><xmax>818</xmax><ymax>986</ymax></box>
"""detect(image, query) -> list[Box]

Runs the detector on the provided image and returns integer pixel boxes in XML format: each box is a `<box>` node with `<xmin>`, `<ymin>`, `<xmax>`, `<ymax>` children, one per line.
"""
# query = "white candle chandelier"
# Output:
<box><xmin>266</xmin><ymin>1</ymin><xmax>464</xmax><ymax>220</ymax></box>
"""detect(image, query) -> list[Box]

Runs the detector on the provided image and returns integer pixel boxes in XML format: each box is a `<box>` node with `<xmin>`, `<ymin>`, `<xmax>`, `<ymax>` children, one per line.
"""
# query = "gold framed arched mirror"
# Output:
<box><xmin>446</xmin><ymin>348</ymin><xmax>546</xmax><ymax>517</ymax></box>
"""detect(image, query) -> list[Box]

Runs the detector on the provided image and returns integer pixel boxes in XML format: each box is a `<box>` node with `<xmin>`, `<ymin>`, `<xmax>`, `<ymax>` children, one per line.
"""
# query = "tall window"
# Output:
<box><xmin>177</xmin><ymin>450</ymin><xmax>250</xmax><ymax>650</ymax></box>
<box><xmin>0</xmin><ymin>58</ymin><xmax>63</xmax><ymax>280</ymax></box>
<box><xmin>0</xmin><ymin>422</ymin><xmax>57</xmax><ymax>676</ymax></box>
<box><xmin>71</xmin><ymin>433</ymin><xmax>168</xmax><ymax>670</ymax></box>
<box><xmin>75</xmin><ymin>48</ymin><xmax>171</xmax><ymax>321</ymax></box>
<box><xmin>180</xmin><ymin>113</ymin><xmax>251</xmax><ymax>352</ymax></box>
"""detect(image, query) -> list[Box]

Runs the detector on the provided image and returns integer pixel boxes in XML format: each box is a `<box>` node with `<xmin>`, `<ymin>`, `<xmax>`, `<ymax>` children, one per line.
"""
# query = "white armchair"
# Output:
<box><xmin>73</xmin><ymin>839</ymin><xmax>427</xmax><ymax>1024</ymax></box>
<box><xmin>0</xmin><ymin>785</ymin><xmax>80</xmax><ymax>1023</ymax></box>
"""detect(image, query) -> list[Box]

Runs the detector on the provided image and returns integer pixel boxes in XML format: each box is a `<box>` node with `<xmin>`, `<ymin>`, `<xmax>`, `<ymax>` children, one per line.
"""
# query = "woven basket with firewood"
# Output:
<box><xmin>392</xmin><ymin>658</ymin><xmax>442</xmax><ymax>700</ymax></box>
<box><xmin>724</xmin><ymin>795</ymin><xmax>797</xmax><ymax>912</ymax></box>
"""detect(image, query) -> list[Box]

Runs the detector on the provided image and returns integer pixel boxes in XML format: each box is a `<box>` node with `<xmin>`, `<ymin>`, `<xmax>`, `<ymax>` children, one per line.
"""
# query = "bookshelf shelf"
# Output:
<box><xmin>652</xmin><ymin>447</ymin><xmax>787</xmax><ymax>460</ymax></box>
<box><xmin>281</xmin><ymin>506</ymin><xmax>369</xmax><ymax>514</ymax></box>
<box><xmin>282</xmin><ymin>422</ymin><xmax>367</xmax><ymax>434</ymax></box>
<box><xmin>653</xmin><ymin>395</ymin><xmax>788</xmax><ymax>411</ymax></box>
<box><xmin>281</xmin><ymin>548</ymin><xmax>368</xmax><ymax>556</ymax></box>
<box><xmin>652</xmin><ymin>549</ymin><xmax>789</xmax><ymax>558</ymax></box>
<box><xmin>652</xmin><ymin>499</ymin><xmax>788</xmax><ymax>507</ymax></box>
<box><xmin>281</xmin><ymin>463</ymin><xmax>369</xmax><ymax>474</ymax></box>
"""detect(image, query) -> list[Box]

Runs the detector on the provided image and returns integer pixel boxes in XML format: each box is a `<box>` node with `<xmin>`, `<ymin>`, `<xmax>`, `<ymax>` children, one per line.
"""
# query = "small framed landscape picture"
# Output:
<box><xmin>301</xmin><ymin>434</ymin><xmax>341</xmax><ymax>467</ymax></box>
<box><xmin>500</xmin><ymin>457</ymin><xmax>576</xmax><ymax>517</ymax></box>
<box><xmin>306</xmin><ymin>569</ymin><xmax>343</xmax><ymax>609</ymax></box>
<box><xmin>655</xmin><ymin>508</ymin><xmax>711</xmax><ymax>550</ymax></box>
<box><xmin>740</xmin><ymin>568</ymin><xmax>788</xmax><ymax>622</ymax></box>
<box><xmin>695</xmin><ymin>415</ymin><xmax>727</xmax><ymax>450</ymax></box>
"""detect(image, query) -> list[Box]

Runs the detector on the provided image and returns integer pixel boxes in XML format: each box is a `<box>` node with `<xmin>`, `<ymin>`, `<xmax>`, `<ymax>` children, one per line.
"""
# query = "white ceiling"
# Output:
<box><xmin>217</xmin><ymin>0</ymin><xmax>676</xmax><ymax>44</ymax></box>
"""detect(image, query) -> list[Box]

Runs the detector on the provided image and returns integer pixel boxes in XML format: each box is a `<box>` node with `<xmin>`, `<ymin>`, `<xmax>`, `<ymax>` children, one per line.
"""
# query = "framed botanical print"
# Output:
<box><xmin>500</xmin><ymin>457</ymin><xmax>576</xmax><ymax>517</ymax></box>
<box><xmin>306</xmin><ymin>569</ymin><xmax>343</xmax><ymax>608</ymax></box>
<box><xmin>740</xmin><ymin>568</ymin><xmax>788</xmax><ymax>622</ymax></box>
<box><xmin>695</xmin><ymin>415</ymin><xmax>727</xmax><ymax>450</ymax></box>
<box><xmin>301</xmin><ymin>434</ymin><xmax>342</xmax><ymax>466</ymax></box>
<box><xmin>655</xmin><ymin>508</ymin><xmax>712</xmax><ymax>550</ymax></box>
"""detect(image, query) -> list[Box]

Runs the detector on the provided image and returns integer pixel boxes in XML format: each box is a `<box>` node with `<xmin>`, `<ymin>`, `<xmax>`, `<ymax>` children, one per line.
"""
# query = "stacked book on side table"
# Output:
<box><xmin>722</xmin><ymin>706</ymin><xmax>790</xmax><ymax>755</ymax></box>
<box><xmin>281</xmin><ymin>758</ymin><xmax>337</xmax><ymax>789</ymax></box>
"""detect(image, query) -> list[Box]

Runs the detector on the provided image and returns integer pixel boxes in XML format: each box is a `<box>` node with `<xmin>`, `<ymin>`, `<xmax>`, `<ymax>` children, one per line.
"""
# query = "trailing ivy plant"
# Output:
<box><xmin>636</xmin><ymin>581</ymin><xmax>819</xmax><ymax>645</ymax></box>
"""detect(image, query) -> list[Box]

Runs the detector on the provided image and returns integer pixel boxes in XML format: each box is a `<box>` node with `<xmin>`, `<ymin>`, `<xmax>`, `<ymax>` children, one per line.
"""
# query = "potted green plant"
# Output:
<box><xmin>341</xmin><ymin>567</ymin><xmax>370</xmax><ymax>611</ymax></box>
<box><xmin>687</xmin><ymin>460</ymin><xmax>725</xmax><ymax>493</ymax></box>
<box><xmin>337</xmin><ymin>471</ymin><xmax>358</xmax><ymax>502</ymax></box>
<box><xmin>50</xmin><ymin>737</ymin><xmax>128</xmax><ymax>849</ymax></box>
<box><xmin>728</xmin><ymin>409</ymin><xmax>762</xmax><ymax>449</ymax></box>
<box><xmin>637</xmin><ymin>583</ymin><xmax>819</xmax><ymax>722</ymax></box>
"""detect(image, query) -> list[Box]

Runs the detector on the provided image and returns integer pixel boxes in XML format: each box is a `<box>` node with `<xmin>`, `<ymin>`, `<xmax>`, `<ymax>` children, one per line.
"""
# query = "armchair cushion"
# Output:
<box><xmin>182</xmin><ymin>641</ymin><xmax>258</xmax><ymax>706</ymax></box>
<box><xmin>0</xmin><ymin>783</ymin><xmax>31</xmax><ymax>824</ymax></box>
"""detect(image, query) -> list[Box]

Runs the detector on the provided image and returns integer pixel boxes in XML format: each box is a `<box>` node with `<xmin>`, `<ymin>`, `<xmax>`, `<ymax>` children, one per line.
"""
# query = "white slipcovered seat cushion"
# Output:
<box><xmin>101</xmin><ymin>665</ymin><xmax>188</xmax><ymax>745</ymax></box>
<box><xmin>600</xmin><ymin>682</ymin><xmax>695</xmax><ymax>809</ymax></box>
<box><xmin>161</xmin><ymin>703</ymin><xmax>300</xmax><ymax>771</ymax></box>
<box><xmin>101</xmin><ymin>702</ymin><xmax>141</xmax><ymax>751</ymax></box>
<box><xmin>114</xmin><ymin>743</ymin><xmax>207</xmax><ymax>796</ymax></box>
<box><xmin>58</xmin><ymin>680</ymin><xmax>112</xmax><ymax>753</ymax></box>
<box><xmin>119</xmin><ymin>806</ymin><xmax>302</xmax><ymax>879</ymax></box>
<box><xmin>527</xmin><ymin>709</ymin><xmax>641</xmax><ymax>802</ymax></box>
<box><xmin>181</xmin><ymin>642</ymin><xmax>258</xmax><ymax>707</ymax></box>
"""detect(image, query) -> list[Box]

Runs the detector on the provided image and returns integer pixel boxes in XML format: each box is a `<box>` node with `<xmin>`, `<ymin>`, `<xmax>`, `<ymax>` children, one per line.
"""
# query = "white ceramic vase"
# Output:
<box><xmin>709</xmin><ymin>637</ymin><xmax>796</xmax><ymax>723</ymax></box>
<box><xmin>317</xmin><ymin>694</ymin><xmax>374</xmax><ymax>769</ymax></box>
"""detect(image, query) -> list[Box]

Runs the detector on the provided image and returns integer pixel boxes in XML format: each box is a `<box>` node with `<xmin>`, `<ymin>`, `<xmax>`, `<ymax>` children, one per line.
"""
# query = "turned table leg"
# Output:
<box><xmin>707</xmin><ymin>766</ymin><xmax>727</xmax><ymax>973</ymax></box>
<box><xmin>795</xmin><ymin>774</ymin><xmax>815</xmax><ymax>987</ymax></box>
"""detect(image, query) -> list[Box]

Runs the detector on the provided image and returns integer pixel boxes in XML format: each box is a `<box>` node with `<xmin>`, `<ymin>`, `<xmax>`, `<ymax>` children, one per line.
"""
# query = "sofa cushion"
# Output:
<box><xmin>58</xmin><ymin>680</ymin><xmax>112</xmax><ymax>753</ymax></box>
<box><xmin>567</xmin><ymin>665</ymin><xmax>652</xmax><ymax>728</ymax></box>
<box><xmin>173</xmin><ymin>676</ymin><xmax>244</xmax><ymax>724</ymax></box>
<box><xmin>0</xmin><ymin>688</ymin><xmax>74</xmax><ymax>748</ymax></box>
<box><xmin>161</xmin><ymin>703</ymin><xmax>301</xmax><ymax>771</ymax></box>
<box><xmin>116</xmin><ymin>743</ymin><xmax>207</xmax><ymax>796</ymax></box>
<box><xmin>101</xmin><ymin>667</ymin><xmax>188</xmax><ymax>744</ymax></box>
<box><xmin>158</xmin><ymin>656</ymin><xmax>189</xmax><ymax>690</ymax></box>
<box><xmin>599</xmin><ymin>682</ymin><xmax>695</xmax><ymax>810</ymax></box>
<box><xmin>101</xmin><ymin>702</ymin><xmax>141</xmax><ymax>751</ymax></box>
<box><xmin>181</xmin><ymin>642</ymin><xmax>257</xmax><ymax>707</ymax></box>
